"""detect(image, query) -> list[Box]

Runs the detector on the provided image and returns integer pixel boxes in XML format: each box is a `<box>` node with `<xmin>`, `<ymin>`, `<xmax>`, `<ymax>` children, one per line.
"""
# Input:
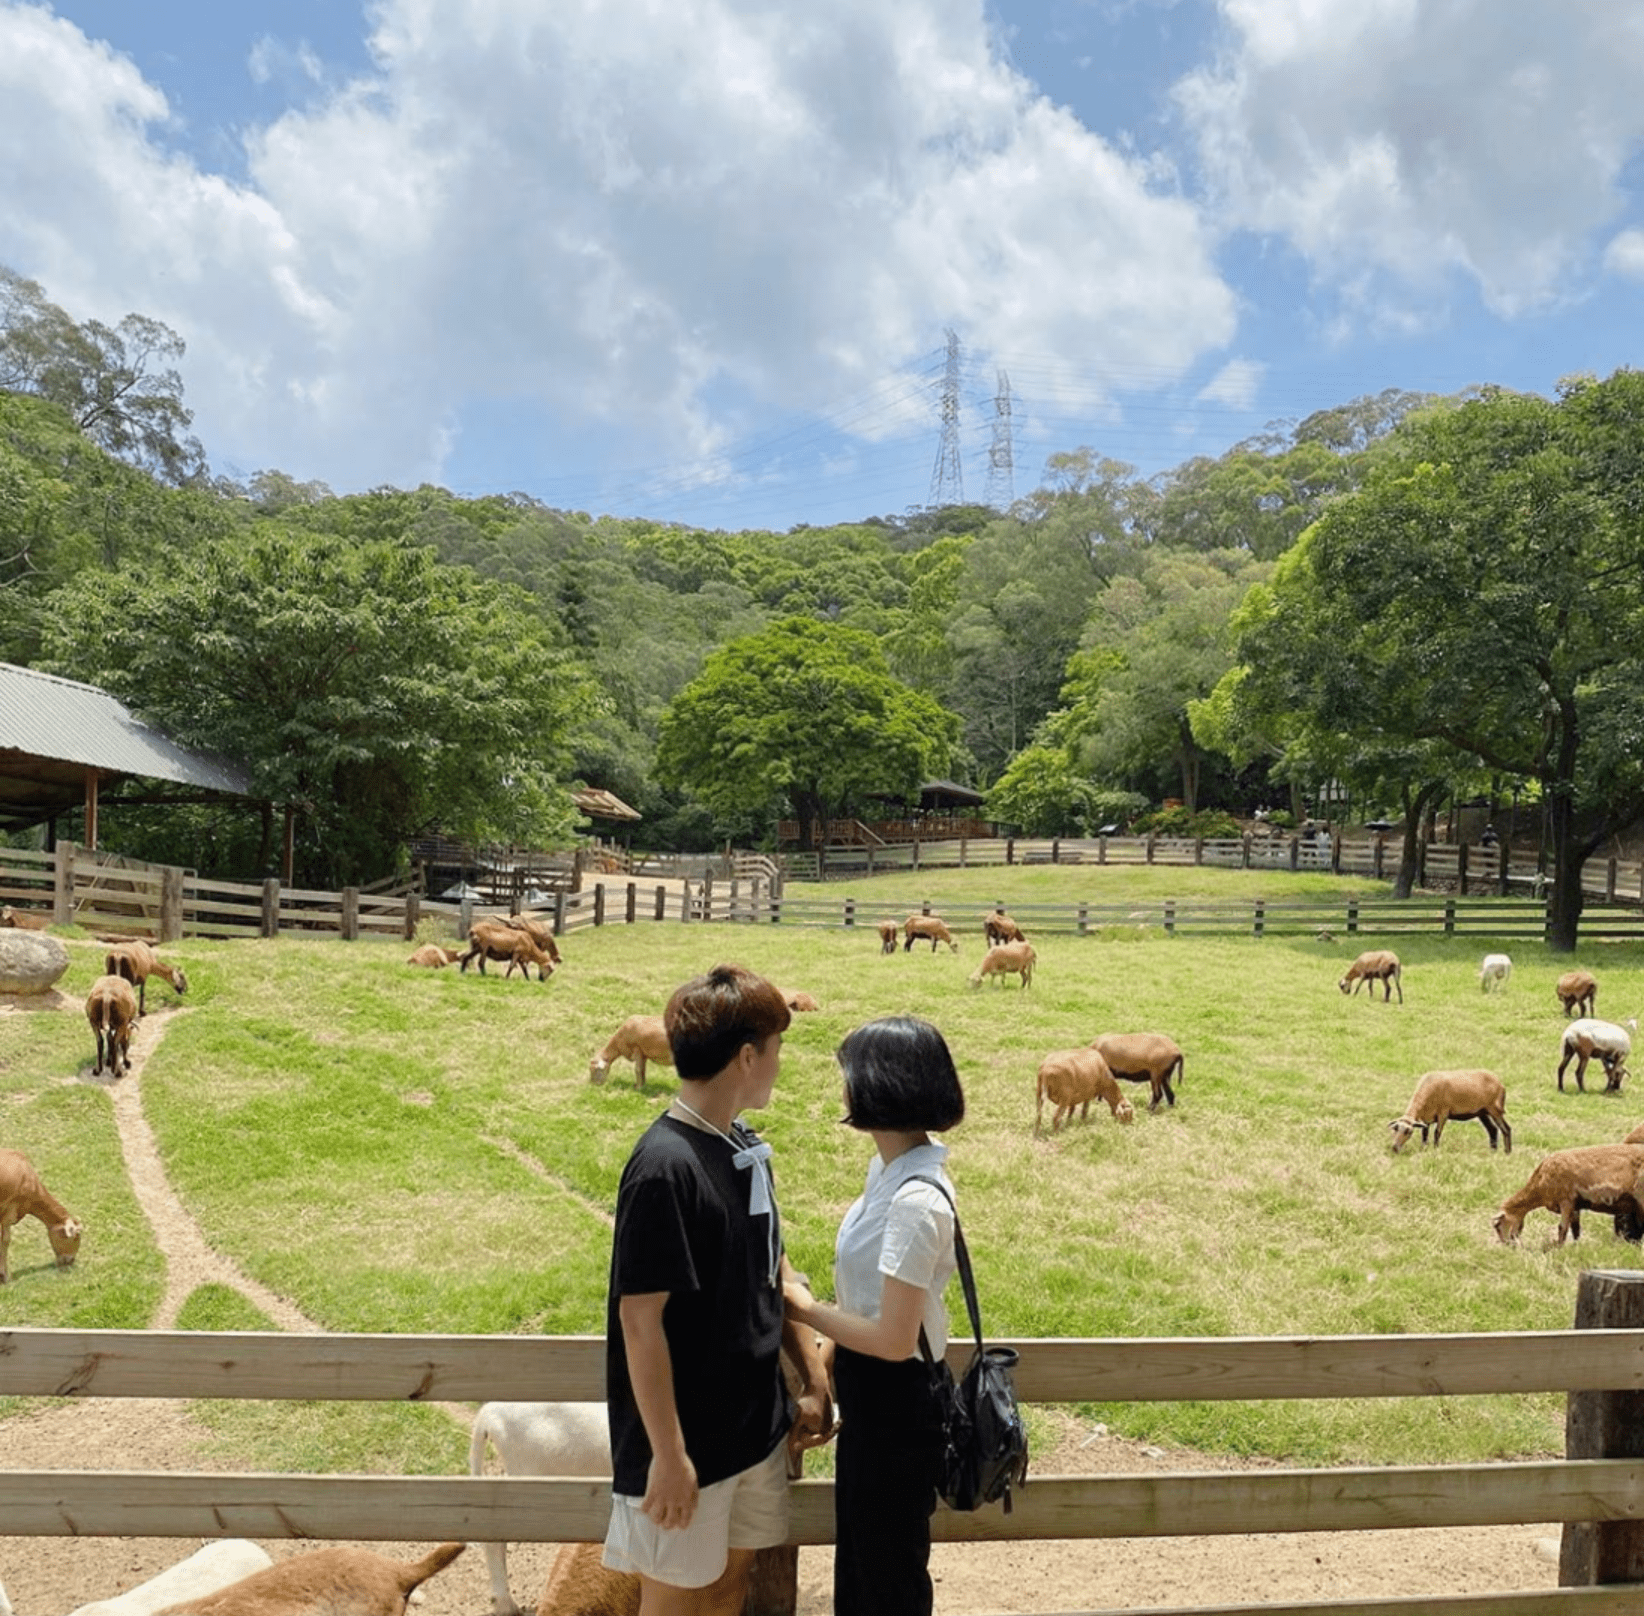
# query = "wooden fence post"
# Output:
<box><xmin>403</xmin><ymin>893</ymin><xmax>420</xmax><ymax>941</ymax></box>
<box><xmin>1444</xmin><ymin>898</ymin><xmax>1456</xmax><ymax>936</ymax></box>
<box><xmin>1560</xmin><ymin>1269</ymin><xmax>1644</xmax><ymax>1585</ymax></box>
<box><xmin>1347</xmin><ymin>900</ymin><xmax>1359</xmax><ymax>936</ymax></box>
<box><xmin>1499</xmin><ymin>844</ymin><xmax>1511</xmax><ymax>898</ymax></box>
<box><xmin>261</xmin><ymin>879</ymin><xmax>280</xmax><ymax>939</ymax></box>
<box><xmin>1288</xmin><ymin>836</ymin><xmax>1299</xmax><ymax>872</ymax></box>
<box><xmin>844</xmin><ymin>898</ymin><xmax>855</xmax><ymax>929</ymax></box>
<box><xmin>1052</xmin><ymin>839</ymin><xmax>1060</xmax><ymax>865</ymax></box>
<box><xmin>1098</xmin><ymin>836</ymin><xmax>1107</xmax><ymax>866</ymax></box>
<box><xmin>702</xmin><ymin>874</ymin><xmax>713</xmax><ymax>922</ymax></box>
<box><xmin>1164</xmin><ymin>900</ymin><xmax>1175</xmax><ymax>936</ymax></box>
<box><xmin>625</xmin><ymin>883</ymin><xmax>637</xmax><ymax>925</ymax></box>
<box><xmin>866</xmin><ymin>844</ymin><xmax>875</xmax><ymax>876</ymax></box>
<box><xmin>160</xmin><ymin>866</ymin><xmax>184</xmax><ymax>943</ymax></box>
<box><xmin>340</xmin><ymin>887</ymin><xmax>360</xmax><ymax>942</ymax></box>
<box><xmin>1006</xmin><ymin>838</ymin><xmax>1015</xmax><ymax>865</ymax></box>
<box><xmin>911</xmin><ymin>835</ymin><xmax>920</xmax><ymax>871</ymax></box>
<box><xmin>1458</xmin><ymin>843</ymin><xmax>1470</xmax><ymax>897</ymax></box>
<box><xmin>1194</xmin><ymin>838</ymin><xmax>1204</xmax><ymax>867</ymax></box>
<box><xmin>654</xmin><ymin>885</ymin><xmax>666</xmax><ymax>922</ymax></box>
<box><xmin>1374</xmin><ymin>835</ymin><xmax>1385</xmax><ymax>881</ymax></box>
<box><xmin>1145</xmin><ymin>834</ymin><xmax>1155</xmax><ymax>865</ymax></box>
<box><xmin>959</xmin><ymin>838</ymin><xmax>967</xmax><ymax>869</ymax></box>
<box><xmin>54</xmin><ymin>840</ymin><xmax>74</xmax><ymax>925</ymax></box>
<box><xmin>554</xmin><ymin>892</ymin><xmax>567</xmax><ymax>935</ymax></box>
<box><xmin>1253</xmin><ymin>899</ymin><xmax>1265</xmax><ymax>939</ymax></box>
<box><xmin>1078</xmin><ymin>901</ymin><xmax>1088</xmax><ymax>936</ymax></box>
<box><xmin>593</xmin><ymin>885</ymin><xmax>606</xmax><ymax>927</ymax></box>
<box><xmin>1608</xmin><ymin>858</ymin><xmax>1619</xmax><ymax>904</ymax></box>
<box><xmin>1242</xmin><ymin>833</ymin><xmax>1252</xmax><ymax>870</ymax></box>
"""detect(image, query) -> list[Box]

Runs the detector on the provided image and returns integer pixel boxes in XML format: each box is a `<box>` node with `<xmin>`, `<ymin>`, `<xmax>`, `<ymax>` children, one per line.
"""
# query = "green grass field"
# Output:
<box><xmin>4</xmin><ymin>865</ymin><xmax>1642</xmax><ymax>1470</ymax></box>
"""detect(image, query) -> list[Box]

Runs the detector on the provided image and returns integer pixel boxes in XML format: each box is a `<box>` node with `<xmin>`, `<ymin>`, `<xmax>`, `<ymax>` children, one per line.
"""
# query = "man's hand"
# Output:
<box><xmin>640</xmin><ymin>1445</ymin><xmax>700</xmax><ymax>1530</ymax></box>
<box><xmin>789</xmin><ymin>1384</ymin><xmax>838</xmax><ymax>1455</ymax></box>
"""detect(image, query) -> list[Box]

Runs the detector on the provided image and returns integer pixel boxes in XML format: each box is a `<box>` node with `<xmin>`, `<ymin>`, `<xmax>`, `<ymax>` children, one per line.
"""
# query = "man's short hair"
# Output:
<box><xmin>665</xmin><ymin>963</ymin><xmax>792</xmax><ymax>1079</ymax></box>
<box><xmin>838</xmin><ymin>1016</ymin><xmax>965</xmax><ymax>1132</ymax></box>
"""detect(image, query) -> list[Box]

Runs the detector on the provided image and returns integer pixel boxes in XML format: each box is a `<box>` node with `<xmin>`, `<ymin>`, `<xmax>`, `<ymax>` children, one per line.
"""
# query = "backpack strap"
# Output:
<box><xmin>905</xmin><ymin>1174</ymin><xmax>983</xmax><ymax>1365</ymax></box>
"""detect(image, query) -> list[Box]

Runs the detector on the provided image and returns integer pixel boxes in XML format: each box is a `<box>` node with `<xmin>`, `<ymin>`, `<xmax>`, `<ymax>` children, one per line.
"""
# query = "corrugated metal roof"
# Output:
<box><xmin>0</xmin><ymin>663</ymin><xmax>253</xmax><ymax>795</ymax></box>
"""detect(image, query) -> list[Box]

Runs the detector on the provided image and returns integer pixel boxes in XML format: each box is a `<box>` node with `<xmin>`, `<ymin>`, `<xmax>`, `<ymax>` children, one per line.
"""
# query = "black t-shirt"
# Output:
<box><xmin>605</xmin><ymin>1113</ymin><xmax>789</xmax><ymax>1496</ymax></box>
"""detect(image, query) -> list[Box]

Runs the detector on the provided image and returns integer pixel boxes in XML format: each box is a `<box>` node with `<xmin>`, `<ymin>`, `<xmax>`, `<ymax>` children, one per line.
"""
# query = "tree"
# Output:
<box><xmin>43</xmin><ymin>529</ymin><xmax>592</xmax><ymax>885</ymax></box>
<box><xmin>1</xmin><ymin>265</ymin><xmax>205</xmax><ymax>483</ymax></box>
<box><xmin>1232</xmin><ymin>375</ymin><xmax>1644</xmax><ymax>948</ymax></box>
<box><xmin>654</xmin><ymin>618</ymin><xmax>960</xmax><ymax>849</ymax></box>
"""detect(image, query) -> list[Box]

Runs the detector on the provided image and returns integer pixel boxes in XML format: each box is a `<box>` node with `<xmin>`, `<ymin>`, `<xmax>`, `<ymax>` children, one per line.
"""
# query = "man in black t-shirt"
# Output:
<box><xmin>603</xmin><ymin>964</ymin><xmax>831</xmax><ymax>1614</ymax></box>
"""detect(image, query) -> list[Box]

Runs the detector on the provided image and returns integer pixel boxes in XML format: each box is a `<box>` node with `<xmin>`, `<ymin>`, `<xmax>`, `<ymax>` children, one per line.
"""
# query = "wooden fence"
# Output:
<box><xmin>7</xmin><ymin>1268</ymin><xmax>1644</xmax><ymax>1616</ymax></box>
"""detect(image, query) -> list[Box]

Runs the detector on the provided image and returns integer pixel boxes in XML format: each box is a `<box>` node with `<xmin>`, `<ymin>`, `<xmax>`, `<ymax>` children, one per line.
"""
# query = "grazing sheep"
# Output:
<box><xmin>1035</xmin><ymin>1048</ymin><xmax>1134</xmax><ymax>1134</ymax></box>
<box><xmin>1339</xmin><ymin>949</ymin><xmax>1403</xmax><ymax>1003</ymax></box>
<box><xmin>533</xmin><ymin>1543</ymin><xmax>639</xmax><ymax>1616</ymax></box>
<box><xmin>1389</xmin><ymin>1069</ymin><xmax>1510</xmax><ymax>1154</ymax></box>
<box><xmin>1091</xmin><ymin>1032</ymin><xmax>1185</xmax><ymax>1112</ymax></box>
<box><xmin>103</xmin><ymin>940</ymin><xmax>188</xmax><ymax>1016</ymax></box>
<box><xmin>0</xmin><ymin>904</ymin><xmax>50</xmax><ymax>930</ymax></box>
<box><xmin>1493</xmin><ymin>1144</ymin><xmax>1644</xmax><ymax>1245</ymax></box>
<box><xmin>469</xmin><ymin>1402</ymin><xmax>609</xmax><ymax>1616</ymax></box>
<box><xmin>407</xmin><ymin>943</ymin><xmax>462</xmax><ymax>967</ymax></box>
<box><xmin>983</xmin><ymin>911</ymin><xmax>1026</xmax><ymax>947</ymax></box>
<box><xmin>66</xmin><ymin>1542</ymin><xmax>275</xmax><ymax>1616</ymax></box>
<box><xmin>1557</xmin><ymin>1018</ymin><xmax>1635</xmax><ymax>1093</ymax></box>
<box><xmin>1557</xmin><ymin>969</ymin><xmax>1598</xmax><ymax>1019</ymax></box>
<box><xmin>459</xmin><ymin>919</ymin><xmax>555</xmax><ymax>980</ymax></box>
<box><xmin>876</xmin><ymin>918</ymin><xmax>899</xmax><ymax>954</ymax></box>
<box><xmin>0</xmin><ymin>1147</ymin><xmax>83</xmax><ymax>1283</ymax></box>
<box><xmin>155</xmin><ymin>1541</ymin><xmax>465</xmax><ymax>1615</ymax></box>
<box><xmin>86</xmin><ymin>972</ymin><xmax>139</xmax><ymax>1078</ymax></box>
<box><xmin>1479</xmin><ymin>953</ymin><xmax>1512</xmax><ymax>993</ymax></box>
<box><xmin>780</xmin><ymin>989</ymin><xmax>820</xmax><ymax>1012</ymax></box>
<box><xmin>969</xmin><ymin>941</ymin><xmax>1036</xmax><ymax>990</ymax></box>
<box><xmin>502</xmin><ymin>912</ymin><xmax>563</xmax><ymax>966</ymax></box>
<box><xmin>589</xmin><ymin>1014</ymin><xmax>673</xmax><ymax>1087</ymax></box>
<box><xmin>903</xmin><ymin>914</ymin><xmax>958</xmax><ymax>953</ymax></box>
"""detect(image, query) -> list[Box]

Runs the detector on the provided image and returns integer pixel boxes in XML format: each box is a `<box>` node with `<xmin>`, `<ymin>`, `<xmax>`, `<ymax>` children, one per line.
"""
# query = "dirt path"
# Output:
<box><xmin>0</xmin><ymin>991</ymin><xmax>1565</xmax><ymax>1615</ymax></box>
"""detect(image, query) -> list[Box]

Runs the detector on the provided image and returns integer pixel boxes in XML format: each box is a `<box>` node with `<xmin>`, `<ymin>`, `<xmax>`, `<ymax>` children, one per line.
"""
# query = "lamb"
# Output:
<box><xmin>1557</xmin><ymin>968</ymin><xmax>1598</xmax><ymax>1019</ymax></box>
<box><xmin>407</xmin><ymin>943</ymin><xmax>462</xmax><ymax>967</ymax></box>
<box><xmin>0</xmin><ymin>1147</ymin><xmax>83</xmax><ymax>1283</ymax></box>
<box><xmin>66</xmin><ymin>1541</ymin><xmax>275</xmax><ymax>1616</ymax></box>
<box><xmin>903</xmin><ymin>914</ymin><xmax>958</xmax><ymax>953</ymax></box>
<box><xmin>1479</xmin><ymin>953</ymin><xmax>1512</xmax><ymax>993</ymax></box>
<box><xmin>876</xmin><ymin>918</ymin><xmax>899</xmax><ymax>954</ymax></box>
<box><xmin>459</xmin><ymin>918</ymin><xmax>555</xmax><ymax>980</ymax></box>
<box><xmin>1493</xmin><ymin>1143</ymin><xmax>1644</xmax><ymax>1244</ymax></box>
<box><xmin>1557</xmin><ymin>1017</ymin><xmax>1635</xmax><ymax>1093</ymax></box>
<box><xmin>0</xmin><ymin>904</ymin><xmax>50</xmax><ymax>929</ymax></box>
<box><xmin>1339</xmin><ymin>949</ymin><xmax>1402</xmax><ymax>1003</ymax></box>
<box><xmin>1389</xmin><ymin>1069</ymin><xmax>1511</xmax><ymax>1154</ymax></box>
<box><xmin>589</xmin><ymin>1014</ymin><xmax>673</xmax><ymax>1087</ymax></box>
<box><xmin>153</xmin><ymin>1541</ymin><xmax>465</xmax><ymax>1615</ymax></box>
<box><xmin>1091</xmin><ymin>1031</ymin><xmax>1185</xmax><ymax>1112</ymax></box>
<box><xmin>86</xmin><ymin>972</ymin><xmax>139</xmax><ymax>1078</ymax></box>
<box><xmin>969</xmin><ymin>941</ymin><xmax>1036</xmax><ymax>990</ymax></box>
<box><xmin>983</xmin><ymin>911</ymin><xmax>1026</xmax><ymax>947</ymax></box>
<box><xmin>103</xmin><ymin>940</ymin><xmax>188</xmax><ymax>1016</ymax></box>
<box><xmin>469</xmin><ymin>1401</ymin><xmax>610</xmax><ymax>1616</ymax></box>
<box><xmin>1035</xmin><ymin>1048</ymin><xmax>1134</xmax><ymax>1133</ymax></box>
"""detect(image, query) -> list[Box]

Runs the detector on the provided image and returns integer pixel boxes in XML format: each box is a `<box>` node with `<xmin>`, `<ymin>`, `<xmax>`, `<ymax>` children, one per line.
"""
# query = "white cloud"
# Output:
<box><xmin>1196</xmin><ymin>357</ymin><xmax>1263</xmax><ymax>407</ymax></box>
<box><xmin>1604</xmin><ymin>229</ymin><xmax>1644</xmax><ymax>281</ymax></box>
<box><xmin>1174</xmin><ymin>0</ymin><xmax>1644</xmax><ymax>322</ymax></box>
<box><xmin>0</xmin><ymin>0</ymin><xmax>1237</xmax><ymax>492</ymax></box>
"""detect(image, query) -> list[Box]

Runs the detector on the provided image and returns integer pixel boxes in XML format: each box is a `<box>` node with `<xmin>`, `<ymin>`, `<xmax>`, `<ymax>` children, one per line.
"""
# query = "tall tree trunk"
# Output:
<box><xmin>1545</xmin><ymin>707</ymin><xmax>1588</xmax><ymax>953</ymax></box>
<box><xmin>1393</xmin><ymin>780</ymin><xmax>1446</xmax><ymax>900</ymax></box>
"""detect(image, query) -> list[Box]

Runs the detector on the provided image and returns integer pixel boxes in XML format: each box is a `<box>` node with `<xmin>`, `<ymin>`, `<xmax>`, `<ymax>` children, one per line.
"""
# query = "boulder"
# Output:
<box><xmin>0</xmin><ymin>929</ymin><xmax>69</xmax><ymax>994</ymax></box>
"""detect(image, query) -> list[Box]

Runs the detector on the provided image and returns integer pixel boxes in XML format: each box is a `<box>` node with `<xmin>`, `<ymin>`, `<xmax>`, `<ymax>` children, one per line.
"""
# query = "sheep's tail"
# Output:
<box><xmin>468</xmin><ymin>1408</ymin><xmax>493</xmax><ymax>1476</ymax></box>
<box><xmin>400</xmin><ymin>1541</ymin><xmax>467</xmax><ymax>1593</ymax></box>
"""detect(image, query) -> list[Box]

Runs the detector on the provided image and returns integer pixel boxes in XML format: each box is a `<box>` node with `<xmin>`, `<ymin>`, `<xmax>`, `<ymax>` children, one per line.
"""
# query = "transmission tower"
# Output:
<box><xmin>985</xmin><ymin>368</ymin><xmax>1015</xmax><ymax>509</ymax></box>
<box><xmin>927</xmin><ymin>329</ymin><xmax>964</xmax><ymax>508</ymax></box>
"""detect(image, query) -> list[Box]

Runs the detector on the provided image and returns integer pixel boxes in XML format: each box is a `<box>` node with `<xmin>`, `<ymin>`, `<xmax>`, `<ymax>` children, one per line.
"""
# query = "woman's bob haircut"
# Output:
<box><xmin>837</xmin><ymin>1015</ymin><xmax>965</xmax><ymax>1132</ymax></box>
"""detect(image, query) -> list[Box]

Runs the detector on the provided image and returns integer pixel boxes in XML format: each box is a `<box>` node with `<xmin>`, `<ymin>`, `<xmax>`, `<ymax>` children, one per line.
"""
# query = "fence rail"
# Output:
<box><xmin>4</xmin><ymin>1317</ymin><xmax>1644</xmax><ymax>1614</ymax></box>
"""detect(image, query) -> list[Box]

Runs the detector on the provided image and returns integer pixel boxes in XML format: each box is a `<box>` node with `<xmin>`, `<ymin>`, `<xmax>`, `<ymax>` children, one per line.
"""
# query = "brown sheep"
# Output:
<box><xmin>407</xmin><ymin>944</ymin><xmax>462</xmax><ymax>967</ymax></box>
<box><xmin>589</xmin><ymin>1014</ymin><xmax>673</xmax><ymax>1087</ymax></box>
<box><xmin>1493</xmin><ymin>1144</ymin><xmax>1644</xmax><ymax>1245</ymax></box>
<box><xmin>1092</xmin><ymin>1031</ymin><xmax>1185</xmax><ymax>1112</ymax></box>
<box><xmin>1557</xmin><ymin>969</ymin><xmax>1598</xmax><ymax>1019</ymax></box>
<box><xmin>1035</xmin><ymin>1048</ymin><xmax>1134</xmax><ymax>1133</ymax></box>
<box><xmin>155</xmin><ymin>1541</ymin><xmax>465</xmax><ymax>1615</ymax></box>
<box><xmin>903</xmin><ymin>915</ymin><xmax>958</xmax><ymax>953</ymax></box>
<box><xmin>876</xmin><ymin>918</ymin><xmax>900</xmax><ymax>955</ymax></box>
<box><xmin>533</xmin><ymin>1543</ymin><xmax>639</xmax><ymax>1616</ymax></box>
<box><xmin>460</xmin><ymin>919</ymin><xmax>555</xmax><ymax>980</ymax></box>
<box><xmin>0</xmin><ymin>1148</ymin><xmax>83</xmax><ymax>1283</ymax></box>
<box><xmin>104</xmin><ymin>939</ymin><xmax>188</xmax><ymax>1016</ymax></box>
<box><xmin>983</xmin><ymin>911</ymin><xmax>1026</xmax><ymax>947</ymax></box>
<box><xmin>0</xmin><ymin>904</ymin><xmax>50</xmax><ymax>930</ymax></box>
<box><xmin>1389</xmin><ymin>1070</ymin><xmax>1510</xmax><ymax>1154</ymax></box>
<box><xmin>502</xmin><ymin>912</ymin><xmax>563</xmax><ymax>965</ymax></box>
<box><xmin>780</xmin><ymin>989</ymin><xmax>821</xmax><ymax>1012</ymax></box>
<box><xmin>86</xmin><ymin>973</ymin><xmax>139</xmax><ymax>1079</ymax></box>
<box><xmin>969</xmin><ymin>941</ymin><xmax>1036</xmax><ymax>990</ymax></box>
<box><xmin>1339</xmin><ymin>949</ymin><xmax>1402</xmax><ymax>1003</ymax></box>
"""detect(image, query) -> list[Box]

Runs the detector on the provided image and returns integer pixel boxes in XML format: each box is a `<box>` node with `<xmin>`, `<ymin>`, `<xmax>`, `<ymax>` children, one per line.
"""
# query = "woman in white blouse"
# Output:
<box><xmin>784</xmin><ymin>1016</ymin><xmax>965</xmax><ymax>1616</ymax></box>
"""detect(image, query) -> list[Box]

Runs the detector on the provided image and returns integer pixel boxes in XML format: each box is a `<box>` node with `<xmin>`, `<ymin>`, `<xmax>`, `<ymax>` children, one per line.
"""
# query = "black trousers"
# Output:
<box><xmin>832</xmin><ymin>1346</ymin><xmax>943</xmax><ymax>1616</ymax></box>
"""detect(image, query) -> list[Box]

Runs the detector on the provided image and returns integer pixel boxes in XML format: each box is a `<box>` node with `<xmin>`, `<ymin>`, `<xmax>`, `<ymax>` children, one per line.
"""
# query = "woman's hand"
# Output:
<box><xmin>789</xmin><ymin>1384</ymin><xmax>838</xmax><ymax>1454</ymax></box>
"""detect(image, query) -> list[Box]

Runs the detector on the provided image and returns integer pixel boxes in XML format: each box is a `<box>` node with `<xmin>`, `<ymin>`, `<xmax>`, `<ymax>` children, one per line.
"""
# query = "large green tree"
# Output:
<box><xmin>43</xmin><ymin>529</ymin><xmax>592</xmax><ymax>884</ymax></box>
<box><xmin>655</xmin><ymin>617</ymin><xmax>960</xmax><ymax>849</ymax></box>
<box><xmin>1234</xmin><ymin>375</ymin><xmax>1644</xmax><ymax>948</ymax></box>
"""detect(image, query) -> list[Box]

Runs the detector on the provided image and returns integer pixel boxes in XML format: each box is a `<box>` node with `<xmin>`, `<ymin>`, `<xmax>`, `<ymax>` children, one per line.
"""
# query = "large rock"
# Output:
<box><xmin>0</xmin><ymin>928</ymin><xmax>69</xmax><ymax>993</ymax></box>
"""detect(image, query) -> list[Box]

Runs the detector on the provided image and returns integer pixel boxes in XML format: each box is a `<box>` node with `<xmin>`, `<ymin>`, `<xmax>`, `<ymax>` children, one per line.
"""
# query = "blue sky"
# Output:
<box><xmin>4</xmin><ymin>0</ymin><xmax>1644</xmax><ymax>531</ymax></box>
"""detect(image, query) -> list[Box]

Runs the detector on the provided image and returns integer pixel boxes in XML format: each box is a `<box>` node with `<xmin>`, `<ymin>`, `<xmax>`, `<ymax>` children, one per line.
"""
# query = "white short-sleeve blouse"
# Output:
<box><xmin>832</xmin><ymin>1140</ymin><xmax>957</xmax><ymax>1359</ymax></box>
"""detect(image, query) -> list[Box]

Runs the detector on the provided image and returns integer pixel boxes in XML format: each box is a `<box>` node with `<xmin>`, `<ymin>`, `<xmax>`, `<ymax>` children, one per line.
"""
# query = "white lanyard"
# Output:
<box><xmin>672</xmin><ymin>1099</ymin><xmax>780</xmax><ymax>1287</ymax></box>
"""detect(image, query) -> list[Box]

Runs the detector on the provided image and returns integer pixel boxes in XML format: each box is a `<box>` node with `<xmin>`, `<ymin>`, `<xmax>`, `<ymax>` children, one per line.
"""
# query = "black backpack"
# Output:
<box><xmin>910</xmin><ymin>1176</ymin><xmax>1030</xmax><ymax>1513</ymax></box>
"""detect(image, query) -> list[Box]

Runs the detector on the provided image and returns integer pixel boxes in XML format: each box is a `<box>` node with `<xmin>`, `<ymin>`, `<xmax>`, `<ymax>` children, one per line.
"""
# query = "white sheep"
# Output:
<box><xmin>1558</xmin><ymin>1018</ymin><xmax>1636</xmax><ymax>1093</ymax></box>
<box><xmin>66</xmin><ymin>1541</ymin><xmax>274</xmax><ymax>1616</ymax></box>
<box><xmin>1479</xmin><ymin>953</ymin><xmax>1512</xmax><ymax>993</ymax></box>
<box><xmin>1035</xmin><ymin>1048</ymin><xmax>1134</xmax><ymax>1133</ymax></box>
<box><xmin>469</xmin><ymin>1401</ymin><xmax>610</xmax><ymax>1616</ymax></box>
<box><xmin>1389</xmin><ymin>1070</ymin><xmax>1510</xmax><ymax>1154</ymax></box>
<box><xmin>152</xmin><ymin>1542</ymin><xmax>465</xmax><ymax>1615</ymax></box>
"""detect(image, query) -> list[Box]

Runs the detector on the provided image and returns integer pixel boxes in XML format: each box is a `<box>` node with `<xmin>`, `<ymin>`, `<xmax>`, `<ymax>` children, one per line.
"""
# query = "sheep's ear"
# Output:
<box><xmin>60</xmin><ymin>1219</ymin><xmax>83</xmax><ymax>1239</ymax></box>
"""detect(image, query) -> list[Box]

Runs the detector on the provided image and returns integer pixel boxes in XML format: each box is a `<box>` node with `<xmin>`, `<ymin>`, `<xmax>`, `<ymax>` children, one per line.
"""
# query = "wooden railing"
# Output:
<box><xmin>6</xmin><ymin>1288</ymin><xmax>1644</xmax><ymax>1616</ymax></box>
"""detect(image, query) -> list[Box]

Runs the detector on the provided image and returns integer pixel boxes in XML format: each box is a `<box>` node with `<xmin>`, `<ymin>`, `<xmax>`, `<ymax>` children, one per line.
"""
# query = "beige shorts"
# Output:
<box><xmin>602</xmin><ymin>1439</ymin><xmax>790</xmax><ymax>1589</ymax></box>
